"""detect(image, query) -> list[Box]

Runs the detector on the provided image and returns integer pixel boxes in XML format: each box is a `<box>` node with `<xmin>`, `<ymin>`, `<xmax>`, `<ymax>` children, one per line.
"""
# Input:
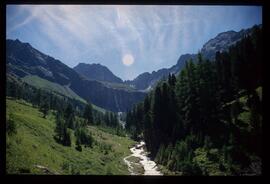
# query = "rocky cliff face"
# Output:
<box><xmin>201</xmin><ymin>28</ymin><xmax>253</xmax><ymax>60</ymax></box>
<box><xmin>6</xmin><ymin>39</ymin><xmax>80</xmax><ymax>85</ymax></box>
<box><xmin>70</xmin><ymin>78</ymin><xmax>145</xmax><ymax>112</ymax></box>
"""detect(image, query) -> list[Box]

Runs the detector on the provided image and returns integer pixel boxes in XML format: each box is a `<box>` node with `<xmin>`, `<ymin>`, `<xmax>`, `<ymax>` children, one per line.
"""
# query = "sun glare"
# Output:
<box><xmin>122</xmin><ymin>54</ymin><xmax>134</xmax><ymax>66</ymax></box>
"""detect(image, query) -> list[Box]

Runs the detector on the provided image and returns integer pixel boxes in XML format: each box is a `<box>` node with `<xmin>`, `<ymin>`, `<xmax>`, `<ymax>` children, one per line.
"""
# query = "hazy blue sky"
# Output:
<box><xmin>6</xmin><ymin>5</ymin><xmax>262</xmax><ymax>80</ymax></box>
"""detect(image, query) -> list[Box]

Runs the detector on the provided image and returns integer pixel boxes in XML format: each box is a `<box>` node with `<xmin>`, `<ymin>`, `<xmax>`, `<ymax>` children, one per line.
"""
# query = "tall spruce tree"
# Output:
<box><xmin>83</xmin><ymin>103</ymin><xmax>93</xmax><ymax>125</ymax></box>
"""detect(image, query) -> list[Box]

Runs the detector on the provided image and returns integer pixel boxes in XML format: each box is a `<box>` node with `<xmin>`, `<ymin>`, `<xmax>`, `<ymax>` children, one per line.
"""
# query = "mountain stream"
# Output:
<box><xmin>123</xmin><ymin>141</ymin><xmax>163</xmax><ymax>175</ymax></box>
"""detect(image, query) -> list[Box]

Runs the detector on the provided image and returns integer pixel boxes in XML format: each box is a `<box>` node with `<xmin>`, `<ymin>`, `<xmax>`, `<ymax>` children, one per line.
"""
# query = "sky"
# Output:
<box><xmin>6</xmin><ymin>5</ymin><xmax>262</xmax><ymax>80</ymax></box>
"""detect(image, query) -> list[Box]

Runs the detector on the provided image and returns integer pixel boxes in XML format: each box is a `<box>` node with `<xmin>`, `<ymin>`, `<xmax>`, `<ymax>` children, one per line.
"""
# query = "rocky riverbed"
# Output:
<box><xmin>123</xmin><ymin>141</ymin><xmax>162</xmax><ymax>175</ymax></box>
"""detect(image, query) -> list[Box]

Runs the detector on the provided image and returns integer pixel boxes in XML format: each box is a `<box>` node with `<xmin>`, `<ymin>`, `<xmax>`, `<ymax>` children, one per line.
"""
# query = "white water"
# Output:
<box><xmin>123</xmin><ymin>141</ymin><xmax>163</xmax><ymax>175</ymax></box>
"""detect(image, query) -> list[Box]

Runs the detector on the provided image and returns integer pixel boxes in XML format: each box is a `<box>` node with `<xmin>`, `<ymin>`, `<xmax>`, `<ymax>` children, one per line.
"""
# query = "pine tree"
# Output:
<box><xmin>171</xmin><ymin>74</ymin><xmax>177</xmax><ymax>86</ymax></box>
<box><xmin>104</xmin><ymin>111</ymin><xmax>110</xmax><ymax>127</ymax></box>
<box><xmin>112</xmin><ymin>113</ymin><xmax>119</xmax><ymax>127</ymax></box>
<box><xmin>155</xmin><ymin>144</ymin><xmax>165</xmax><ymax>164</ymax></box>
<box><xmin>34</xmin><ymin>89</ymin><xmax>41</xmax><ymax>107</ymax></box>
<box><xmin>83</xmin><ymin>103</ymin><xmax>93</xmax><ymax>125</ymax></box>
<box><xmin>152</xmin><ymin>86</ymin><xmax>163</xmax><ymax>154</ymax></box>
<box><xmin>7</xmin><ymin>113</ymin><xmax>17</xmax><ymax>135</ymax></box>
<box><xmin>54</xmin><ymin>111</ymin><xmax>65</xmax><ymax>143</ymax></box>
<box><xmin>63</xmin><ymin>128</ymin><xmax>71</xmax><ymax>146</ymax></box>
<box><xmin>54</xmin><ymin>111</ymin><xmax>71</xmax><ymax>146</ymax></box>
<box><xmin>40</xmin><ymin>101</ymin><xmax>49</xmax><ymax>118</ymax></box>
<box><xmin>75</xmin><ymin>138</ymin><xmax>82</xmax><ymax>152</ymax></box>
<box><xmin>168</xmin><ymin>73</ymin><xmax>172</xmax><ymax>86</ymax></box>
<box><xmin>65</xmin><ymin>104</ymin><xmax>75</xmax><ymax>129</ymax></box>
<box><xmin>109</xmin><ymin>112</ymin><xmax>114</xmax><ymax>127</ymax></box>
<box><xmin>143</xmin><ymin>95</ymin><xmax>153</xmax><ymax>151</ymax></box>
<box><xmin>8</xmin><ymin>82</ymin><xmax>17</xmax><ymax>98</ymax></box>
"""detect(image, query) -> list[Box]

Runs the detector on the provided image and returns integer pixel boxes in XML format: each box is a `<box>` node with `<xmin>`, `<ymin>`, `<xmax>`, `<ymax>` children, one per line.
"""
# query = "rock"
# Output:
<box><xmin>35</xmin><ymin>165</ymin><xmax>60</xmax><ymax>175</ymax></box>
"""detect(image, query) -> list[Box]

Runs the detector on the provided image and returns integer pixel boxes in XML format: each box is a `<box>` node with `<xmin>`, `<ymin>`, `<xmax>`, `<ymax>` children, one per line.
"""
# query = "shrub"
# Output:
<box><xmin>6</xmin><ymin>113</ymin><xmax>17</xmax><ymax>135</ymax></box>
<box><xmin>75</xmin><ymin>127</ymin><xmax>93</xmax><ymax>147</ymax></box>
<box><xmin>75</xmin><ymin>140</ymin><xmax>82</xmax><ymax>152</ymax></box>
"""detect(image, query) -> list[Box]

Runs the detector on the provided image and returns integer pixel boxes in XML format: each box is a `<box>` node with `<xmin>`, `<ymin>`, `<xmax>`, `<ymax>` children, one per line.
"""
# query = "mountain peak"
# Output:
<box><xmin>200</xmin><ymin>27</ymin><xmax>253</xmax><ymax>60</ymax></box>
<box><xmin>217</xmin><ymin>30</ymin><xmax>237</xmax><ymax>36</ymax></box>
<box><xmin>15</xmin><ymin>38</ymin><xmax>21</xmax><ymax>42</ymax></box>
<box><xmin>74</xmin><ymin>62</ymin><xmax>123</xmax><ymax>83</ymax></box>
<box><xmin>7</xmin><ymin>38</ymin><xmax>31</xmax><ymax>47</ymax></box>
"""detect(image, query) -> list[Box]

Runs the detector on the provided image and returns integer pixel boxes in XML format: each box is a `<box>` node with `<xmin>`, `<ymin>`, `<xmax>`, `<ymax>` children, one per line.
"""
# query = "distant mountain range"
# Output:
<box><xmin>6</xmin><ymin>24</ymin><xmax>261</xmax><ymax>112</ymax></box>
<box><xmin>6</xmin><ymin>39</ymin><xmax>145</xmax><ymax>112</ymax></box>
<box><xmin>124</xmin><ymin>53</ymin><xmax>197</xmax><ymax>91</ymax></box>
<box><xmin>74</xmin><ymin>25</ymin><xmax>259</xmax><ymax>91</ymax></box>
<box><xmin>124</xmin><ymin>24</ymin><xmax>261</xmax><ymax>90</ymax></box>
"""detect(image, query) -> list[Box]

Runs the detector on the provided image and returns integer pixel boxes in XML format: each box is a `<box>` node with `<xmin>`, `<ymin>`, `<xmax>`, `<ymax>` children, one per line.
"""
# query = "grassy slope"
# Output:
<box><xmin>21</xmin><ymin>75</ymin><xmax>106</xmax><ymax>113</ymax></box>
<box><xmin>22</xmin><ymin>75</ymin><xmax>86</xmax><ymax>103</ymax></box>
<box><xmin>6</xmin><ymin>97</ymin><xmax>136</xmax><ymax>175</ymax></box>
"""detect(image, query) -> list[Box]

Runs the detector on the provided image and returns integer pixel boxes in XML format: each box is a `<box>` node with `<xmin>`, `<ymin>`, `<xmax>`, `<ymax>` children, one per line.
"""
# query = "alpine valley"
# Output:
<box><xmin>6</xmin><ymin>21</ymin><xmax>262</xmax><ymax>176</ymax></box>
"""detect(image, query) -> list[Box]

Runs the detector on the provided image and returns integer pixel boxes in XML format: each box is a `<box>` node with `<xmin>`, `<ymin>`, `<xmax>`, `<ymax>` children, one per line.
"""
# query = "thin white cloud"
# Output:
<box><xmin>7</xmin><ymin>5</ymin><xmax>39</xmax><ymax>33</ymax></box>
<box><xmin>6</xmin><ymin>5</ymin><xmax>262</xmax><ymax>80</ymax></box>
<box><xmin>7</xmin><ymin>5</ymin><xmax>187</xmax><ymax>65</ymax></box>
